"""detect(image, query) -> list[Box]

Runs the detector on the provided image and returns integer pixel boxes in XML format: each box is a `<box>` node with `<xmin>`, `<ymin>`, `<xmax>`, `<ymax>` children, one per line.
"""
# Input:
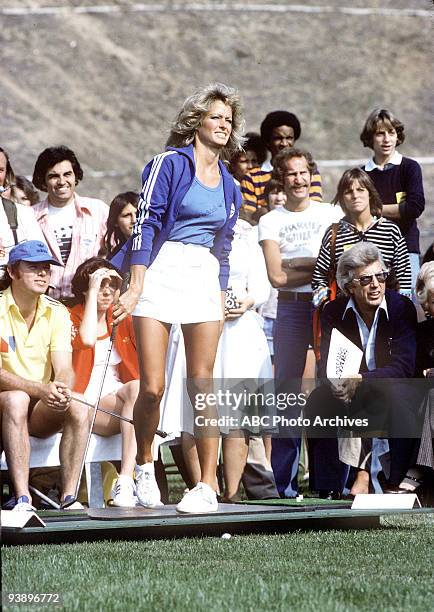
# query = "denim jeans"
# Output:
<box><xmin>272</xmin><ymin>299</ymin><xmax>313</xmax><ymax>497</ymax></box>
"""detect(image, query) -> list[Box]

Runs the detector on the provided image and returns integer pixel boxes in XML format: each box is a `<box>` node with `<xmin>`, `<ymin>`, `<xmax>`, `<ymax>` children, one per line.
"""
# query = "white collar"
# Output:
<box><xmin>344</xmin><ymin>295</ymin><xmax>388</xmax><ymax>320</ymax></box>
<box><xmin>365</xmin><ymin>151</ymin><xmax>402</xmax><ymax>171</ymax></box>
<box><xmin>261</xmin><ymin>159</ymin><xmax>273</xmax><ymax>172</ymax></box>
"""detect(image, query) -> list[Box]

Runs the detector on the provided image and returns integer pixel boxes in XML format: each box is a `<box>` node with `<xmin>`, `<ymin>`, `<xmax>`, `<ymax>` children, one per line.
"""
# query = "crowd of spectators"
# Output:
<box><xmin>0</xmin><ymin>101</ymin><xmax>432</xmax><ymax>511</ymax></box>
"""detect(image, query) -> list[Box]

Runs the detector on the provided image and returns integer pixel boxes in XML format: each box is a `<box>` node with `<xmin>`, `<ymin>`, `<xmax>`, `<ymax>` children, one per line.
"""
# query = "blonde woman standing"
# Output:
<box><xmin>112</xmin><ymin>83</ymin><xmax>244</xmax><ymax>513</ymax></box>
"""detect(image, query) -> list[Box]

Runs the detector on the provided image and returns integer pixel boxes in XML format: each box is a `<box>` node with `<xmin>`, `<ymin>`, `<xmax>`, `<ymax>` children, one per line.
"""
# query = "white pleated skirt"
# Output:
<box><xmin>132</xmin><ymin>241</ymin><xmax>222</xmax><ymax>324</ymax></box>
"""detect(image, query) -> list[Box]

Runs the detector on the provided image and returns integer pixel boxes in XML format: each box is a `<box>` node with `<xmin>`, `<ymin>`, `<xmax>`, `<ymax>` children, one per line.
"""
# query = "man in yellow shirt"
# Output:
<box><xmin>0</xmin><ymin>241</ymin><xmax>89</xmax><ymax>511</ymax></box>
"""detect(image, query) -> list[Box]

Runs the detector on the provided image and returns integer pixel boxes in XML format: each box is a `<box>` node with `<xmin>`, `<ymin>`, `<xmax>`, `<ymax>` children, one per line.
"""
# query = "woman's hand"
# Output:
<box><xmin>112</xmin><ymin>264</ymin><xmax>146</xmax><ymax>325</ymax></box>
<box><xmin>87</xmin><ymin>268</ymin><xmax>122</xmax><ymax>293</ymax></box>
<box><xmin>225</xmin><ymin>296</ymin><xmax>254</xmax><ymax>320</ymax></box>
<box><xmin>112</xmin><ymin>286</ymin><xmax>141</xmax><ymax>324</ymax></box>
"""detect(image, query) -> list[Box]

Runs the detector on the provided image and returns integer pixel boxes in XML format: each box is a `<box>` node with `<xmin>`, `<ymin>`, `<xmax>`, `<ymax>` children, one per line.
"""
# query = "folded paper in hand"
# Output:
<box><xmin>327</xmin><ymin>328</ymin><xmax>363</xmax><ymax>388</ymax></box>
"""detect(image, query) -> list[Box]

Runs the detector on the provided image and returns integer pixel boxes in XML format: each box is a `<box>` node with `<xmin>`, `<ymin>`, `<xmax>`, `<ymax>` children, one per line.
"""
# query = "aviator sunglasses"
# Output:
<box><xmin>351</xmin><ymin>270</ymin><xmax>389</xmax><ymax>287</ymax></box>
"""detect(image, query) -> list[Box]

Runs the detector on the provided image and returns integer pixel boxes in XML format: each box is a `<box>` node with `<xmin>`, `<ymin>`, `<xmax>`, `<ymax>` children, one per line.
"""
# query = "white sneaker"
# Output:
<box><xmin>111</xmin><ymin>476</ymin><xmax>139</xmax><ymax>508</ymax></box>
<box><xmin>63</xmin><ymin>500</ymin><xmax>85</xmax><ymax>511</ymax></box>
<box><xmin>61</xmin><ymin>495</ymin><xmax>85</xmax><ymax>511</ymax></box>
<box><xmin>176</xmin><ymin>482</ymin><xmax>218</xmax><ymax>514</ymax></box>
<box><xmin>12</xmin><ymin>495</ymin><xmax>35</xmax><ymax>512</ymax></box>
<box><xmin>135</xmin><ymin>464</ymin><xmax>163</xmax><ymax>508</ymax></box>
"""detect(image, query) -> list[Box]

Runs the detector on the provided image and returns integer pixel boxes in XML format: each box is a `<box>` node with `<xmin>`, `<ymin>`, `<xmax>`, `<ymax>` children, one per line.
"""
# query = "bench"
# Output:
<box><xmin>1</xmin><ymin>433</ymin><xmax>122</xmax><ymax>508</ymax></box>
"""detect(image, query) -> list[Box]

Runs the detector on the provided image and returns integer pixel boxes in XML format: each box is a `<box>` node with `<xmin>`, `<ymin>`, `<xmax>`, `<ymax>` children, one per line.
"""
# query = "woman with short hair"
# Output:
<box><xmin>312</xmin><ymin>167</ymin><xmax>412</xmax><ymax>307</ymax></box>
<box><xmin>112</xmin><ymin>83</ymin><xmax>244</xmax><ymax>513</ymax></box>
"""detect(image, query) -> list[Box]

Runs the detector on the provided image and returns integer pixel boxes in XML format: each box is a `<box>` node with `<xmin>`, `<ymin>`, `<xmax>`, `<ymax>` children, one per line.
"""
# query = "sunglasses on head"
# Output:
<box><xmin>351</xmin><ymin>270</ymin><xmax>389</xmax><ymax>287</ymax></box>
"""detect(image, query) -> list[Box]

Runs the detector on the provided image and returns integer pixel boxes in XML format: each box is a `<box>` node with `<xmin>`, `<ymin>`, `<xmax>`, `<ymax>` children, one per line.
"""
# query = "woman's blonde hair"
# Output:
<box><xmin>416</xmin><ymin>261</ymin><xmax>434</xmax><ymax>310</ymax></box>
<box><xmin>166</xmin><ymin>82</ymin><xmax>245</xmax><ymax>161</ymax></box>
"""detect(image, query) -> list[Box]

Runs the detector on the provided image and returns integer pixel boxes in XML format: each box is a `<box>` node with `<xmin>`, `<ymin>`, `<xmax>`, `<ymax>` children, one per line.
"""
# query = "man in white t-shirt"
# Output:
<box><xmin>258</xmin><ymin>148</ymin><xmax>342</xmax><ymax>498</ymax></box>
<box><xmin>32</xmin><ymin>146</ymin><xmax>108</xmax><ymax>303</ymax></box>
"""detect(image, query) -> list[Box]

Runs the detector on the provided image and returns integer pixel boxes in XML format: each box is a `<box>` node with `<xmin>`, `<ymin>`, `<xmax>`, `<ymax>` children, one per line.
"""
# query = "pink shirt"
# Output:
<box><xmin>33</xmin><ymin>194</ymin><xmax>108</xmax><ymax>300</ymax></box>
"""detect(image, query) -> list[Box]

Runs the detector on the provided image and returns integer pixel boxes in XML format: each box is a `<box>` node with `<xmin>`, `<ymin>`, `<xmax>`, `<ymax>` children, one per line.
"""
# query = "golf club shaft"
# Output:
<box><xmin>29</xmin><ymin>485</ymin><xmax>60</xmax><ymax>510</ymax></box>
<box><xmin>71</xmin><ymin>395</ymin><xmax>167</xmax><ymax>438</ymax></box>
<box><xmin>72</xmin><ymin>273</ymin><xmax>132</xmax><ymax>501</ymax></box>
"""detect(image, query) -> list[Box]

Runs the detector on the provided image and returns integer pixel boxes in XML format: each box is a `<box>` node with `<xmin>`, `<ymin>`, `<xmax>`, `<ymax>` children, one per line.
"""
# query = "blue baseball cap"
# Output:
<box><xmin>8</xmin><ymin>240</ymin><xmax>63</xmax><ymax>266</ymax></box>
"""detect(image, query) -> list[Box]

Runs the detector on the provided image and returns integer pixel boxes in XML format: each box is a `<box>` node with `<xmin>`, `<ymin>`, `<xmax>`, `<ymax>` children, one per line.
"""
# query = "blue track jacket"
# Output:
<box><xmin>111</xmin><ymin>144</ymin><xmax>242</xmax><ymax>290</ymax></box>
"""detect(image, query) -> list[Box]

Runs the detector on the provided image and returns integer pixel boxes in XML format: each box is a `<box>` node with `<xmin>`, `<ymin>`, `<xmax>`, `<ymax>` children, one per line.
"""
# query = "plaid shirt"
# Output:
<box><xmin>32</xmin><ymin>194</ymin><xmax>108</xmax><ymax>300</ymax></box>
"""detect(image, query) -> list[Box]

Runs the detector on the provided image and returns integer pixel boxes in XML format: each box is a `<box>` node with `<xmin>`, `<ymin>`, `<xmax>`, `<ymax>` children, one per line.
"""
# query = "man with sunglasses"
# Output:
<box><xmin>306</xmin><ymin>242</ymin><xmax>419</xmax><ymax>497</ymax></box>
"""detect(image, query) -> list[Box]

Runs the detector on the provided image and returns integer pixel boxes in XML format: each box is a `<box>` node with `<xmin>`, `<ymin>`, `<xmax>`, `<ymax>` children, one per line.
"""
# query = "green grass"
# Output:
<box><xmin>2</xmin><ymin>515</ymin><xmax>433</xmax><ymax>612</ymax></box>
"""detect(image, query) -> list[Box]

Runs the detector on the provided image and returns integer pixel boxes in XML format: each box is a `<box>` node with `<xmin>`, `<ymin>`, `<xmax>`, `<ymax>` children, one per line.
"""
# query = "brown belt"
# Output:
<box><xmin>278</xmin><ymin>291</ymin><xmax>312</xmax><ymax>303</ymax></box>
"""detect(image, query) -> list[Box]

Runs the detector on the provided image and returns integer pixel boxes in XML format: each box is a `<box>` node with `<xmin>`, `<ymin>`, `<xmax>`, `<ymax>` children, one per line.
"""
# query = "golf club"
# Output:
<box><xmin>71</xmin><ymin>394</ymin><xmax>168</xmax><ymax>438</ymax></box>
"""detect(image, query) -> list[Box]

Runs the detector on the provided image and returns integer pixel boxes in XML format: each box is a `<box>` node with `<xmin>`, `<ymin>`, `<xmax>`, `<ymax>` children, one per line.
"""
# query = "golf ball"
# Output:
<box><xmin>221</xmin><ymin>532</ymin><xmax>232</xmax><ymax>540</ymax></box>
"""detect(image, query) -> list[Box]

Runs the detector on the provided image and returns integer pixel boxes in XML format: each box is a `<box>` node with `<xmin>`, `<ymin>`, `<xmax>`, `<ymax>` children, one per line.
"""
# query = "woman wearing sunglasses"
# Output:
<box><xmin>312</xmin><ymin>167</ymin><xmax>412</xmax><ymax>308</ymax></box>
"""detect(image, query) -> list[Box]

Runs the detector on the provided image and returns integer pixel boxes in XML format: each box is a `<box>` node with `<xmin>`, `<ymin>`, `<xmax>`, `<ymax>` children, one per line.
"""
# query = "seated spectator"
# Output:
<box><xmin>312</xmin><ymin>167</ymin><xmax>412</xmax><ymax>307</ymax></box>
<box><xmin>69</xmin><ymin>257</ymin><xmax>142</xmax><ymax>507</ymax></box>
<box><xmin>13</xmin><ymin>176</ymin><xmax>40</xmax><ymax>207</ymax></box>
<box><xmin>104</xmin><ymin>191</ymin><xmax>138</xmax><ymax>257</ymax></box>
<box><xmin>241</xmin><ymin>111</ymin><xmax>322</xmax><ymax>212</ymax></box>
<box><xmin>229</xmin><ymin>132</ymin><xmax>267</xmax><ymax>184</ymax></box>
<box><xmin>306</xmin><ymin>242</ymin><xmax>419</xmax><ymax>497</ymax></box>
<box><xmin>415</xmin><ymin>263</ymin><xmax>434</xmax><ymax>375</ymax></box>
<box><xmin>360</xmin><ymin>108</ymin><xmax>425</xmax><ymax>290</ymax></box>
<box><xmin>0</xmin><ymin>241</ymin><xmax>89</xmax><ymax>511</ymax></box>
<box><xmin>32</xmin><ymin>146</ymin><xmax>108</xmax><ymax>304</ymax></box>
<box><xmin>394</xmin><ymin>262</ymin><xmax>434</xmax><ymax>501</ymax></box>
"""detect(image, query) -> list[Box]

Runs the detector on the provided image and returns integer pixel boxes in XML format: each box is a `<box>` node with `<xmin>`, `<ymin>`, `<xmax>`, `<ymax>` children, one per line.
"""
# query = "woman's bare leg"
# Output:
<box><xmin>222</xmin><ymin>430</ymin><xmax>249</xmax><ymax>500</ymax></box>
<box><xmin>133</xmin><ymin>317</ymin><xmax>171</xmax><ymax>464</ymax></box>
<box><xmin>116</xmin><ymin>381</ymin><xmax>140</xmax><ymax>476</ymax></box>
<box><xmin>181</xmin><ymin>432</ymin><xmax>201</xmax><ymax>486</ymax></box>
<box><xmin>182</xmin><ymin>321</ymin><xmax>221</xmax><ymax>490</ymax></box>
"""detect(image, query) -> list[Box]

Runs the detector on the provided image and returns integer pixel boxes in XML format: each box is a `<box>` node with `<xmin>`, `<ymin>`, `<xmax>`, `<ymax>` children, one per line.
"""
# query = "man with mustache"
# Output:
<box><xmin>258</xmin><ymin>148</ymin><xmax>341</xmax><ymax>497</ymax></box>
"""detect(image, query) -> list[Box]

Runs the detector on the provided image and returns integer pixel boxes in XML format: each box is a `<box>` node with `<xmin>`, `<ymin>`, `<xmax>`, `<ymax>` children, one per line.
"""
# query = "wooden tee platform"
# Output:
<box><xmin>2</xmin><ymin>500</ymin><xmax>433</xmax><ymax>545</ymax></box>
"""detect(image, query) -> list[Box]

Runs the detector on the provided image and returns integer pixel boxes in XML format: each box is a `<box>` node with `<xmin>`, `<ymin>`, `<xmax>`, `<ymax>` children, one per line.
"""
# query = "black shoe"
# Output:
<box><xmin>341</xmin><ymin>493</ymin><xmax>356</xmax><ymax>501</ymax></box>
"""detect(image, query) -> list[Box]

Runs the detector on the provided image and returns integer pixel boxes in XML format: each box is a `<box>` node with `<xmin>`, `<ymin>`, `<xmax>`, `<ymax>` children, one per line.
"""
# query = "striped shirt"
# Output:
<box><xmin>240</xmin><ymin>165</ymin><xmax>323</xmax><ymax>212</ymax></box>
<box><xmin>33</xmin><ymin>194</ymin><xmax>108</xmax><ymax>300</ymax></box>
<box><xmin>311</xmin><ymin>216</ymin><xmax>412</xmax><ymax>305</ymax></box>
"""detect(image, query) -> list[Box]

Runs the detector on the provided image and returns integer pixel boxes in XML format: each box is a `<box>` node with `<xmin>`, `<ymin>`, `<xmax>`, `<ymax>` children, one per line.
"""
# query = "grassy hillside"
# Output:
<box><xmin>2</xmin><ymin>0</ymin><xmax>432</xmax><ymax>249</ymax></box>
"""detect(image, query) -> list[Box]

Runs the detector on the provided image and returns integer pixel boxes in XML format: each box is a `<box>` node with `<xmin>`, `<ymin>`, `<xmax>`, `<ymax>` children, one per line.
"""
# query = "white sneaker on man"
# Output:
<box><xmin>111</xmin><ymin>475</ymin><xmax>139</xmax><ymax>507</ymax></box>
<box><xmin>135</xmin><ymin>463</ymin><xmax>163</xmax><ymax>508</ymax></box>
<box><xmin>176</xmin><ymin>482</ymin><xmax>218</xmax><ymax>514</ymax></box>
